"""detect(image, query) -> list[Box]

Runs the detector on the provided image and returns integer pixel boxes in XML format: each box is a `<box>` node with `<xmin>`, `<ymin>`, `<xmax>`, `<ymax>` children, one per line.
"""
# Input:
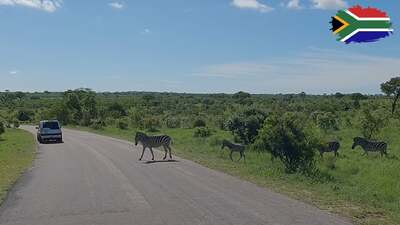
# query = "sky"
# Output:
<box><xmin>0</xmin><ymin>0</ymin><xmax>399</xmax><ymax>94</ymax></box>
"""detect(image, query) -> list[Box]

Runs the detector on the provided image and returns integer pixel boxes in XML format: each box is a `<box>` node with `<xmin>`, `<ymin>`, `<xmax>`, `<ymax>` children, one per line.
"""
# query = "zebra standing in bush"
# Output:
<box><xmin>319</xmin><ymin>141</ymin><xmax>340</xmax><ymax>157</ymax></box>
<box><xmin>221</xmin><ymin>140</ymin><xmax>246</xmax><ymax>162</ymax></box>
<box><xmin>352</xmin><ymin>137</ymin><xmax>387</xmax><ymax>156</ymax></box>
<box><xmin>135</xmin><ymin>132</ymin><xmax>173</xmax><ymax>161</ymax></box>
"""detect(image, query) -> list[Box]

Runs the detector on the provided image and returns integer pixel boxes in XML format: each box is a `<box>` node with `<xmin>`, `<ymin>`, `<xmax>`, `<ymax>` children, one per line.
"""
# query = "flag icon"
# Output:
<box><xmin>330</xmin><ymin>5</ymin><xmax>393</xmax><ymax>44</ymax></box>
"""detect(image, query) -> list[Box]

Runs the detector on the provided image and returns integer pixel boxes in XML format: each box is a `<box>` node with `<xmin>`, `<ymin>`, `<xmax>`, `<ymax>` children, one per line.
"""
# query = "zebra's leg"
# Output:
<box><xmin>162</xmin><ymin>146</ymin><xmax>168</xmax><ymax>160</ymax></box>
<box><xmin>149</xmin><ymin>147</ymin><xmax>155</xmax><ymax>161</ymax></box>
<box><xmin>139</xmin><ymin>146</ymin><xmax>146</xmax><ymax>161</ymax></box>
<box><xmin>229</xmin><ymin>151</ymin><xmax>234</xmax><ymax>162</ymax></box>
<box><xmin>243</xmin><ymin>151</ymin><xmax>246</xmax><ymax>162</ymax></box>
<box><xmin>167</xmin><ymin>146</ymin><xmax>173</xmax><ymax>159</ymax></box>
<box><xmin>238</xmin><ymin>151</ymin><xmax>242</xmax><ymax>162</ymax></box>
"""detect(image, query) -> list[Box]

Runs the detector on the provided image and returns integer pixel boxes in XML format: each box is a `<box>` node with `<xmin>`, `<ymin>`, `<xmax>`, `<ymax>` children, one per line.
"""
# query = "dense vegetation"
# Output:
<box><xmin>1</xmin><ymin>77</ymin><xmax>400</xmax><ymax>224</ymax></box>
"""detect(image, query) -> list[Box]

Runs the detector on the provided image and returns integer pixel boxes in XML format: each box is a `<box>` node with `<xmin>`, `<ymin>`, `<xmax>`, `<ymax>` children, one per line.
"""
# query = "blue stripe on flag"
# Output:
<box><xmin>345</xmin><ymin>31</ymin><xmax>392</xmax><ymax>44</ymax></box>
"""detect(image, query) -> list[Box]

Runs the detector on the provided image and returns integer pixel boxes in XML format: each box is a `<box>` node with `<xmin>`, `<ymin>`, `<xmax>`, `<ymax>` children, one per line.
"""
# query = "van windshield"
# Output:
<box><xmin>43</xmin><ymin>122</ymin><xmax>60</xmax><ymax>129</ymax></box>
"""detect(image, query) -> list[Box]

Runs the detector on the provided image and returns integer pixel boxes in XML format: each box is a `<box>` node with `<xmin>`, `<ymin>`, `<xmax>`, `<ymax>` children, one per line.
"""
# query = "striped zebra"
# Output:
<box><xmin>221</xmin><ymin>140</ymin><xmax>246</xmax><ymax>162</ymax></box>
<box><xmin>135</xmin><ymin>132</ymin><xmax>173</xmax><ymax>161</ymax></box>
<box><xmin>319</xmin><ymin>141</ymin><xmax>340</xmax><ymax>157</ymax></box>
<box><xmin>352</xmin><ymin>137</ymin><xmax>387</xmax><ymax>156</ymax></box>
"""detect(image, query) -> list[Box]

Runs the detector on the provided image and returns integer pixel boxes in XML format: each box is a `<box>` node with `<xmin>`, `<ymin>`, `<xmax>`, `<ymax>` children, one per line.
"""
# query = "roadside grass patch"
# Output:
<box><xmin>0</xmin><ymin>129</ymin><xmax>35</xmax><ymax>202</ymax></box>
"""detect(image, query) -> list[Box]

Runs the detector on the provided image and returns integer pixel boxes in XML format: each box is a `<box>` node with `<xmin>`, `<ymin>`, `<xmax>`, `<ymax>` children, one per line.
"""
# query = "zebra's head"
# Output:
<box><xmin>135</xmin><ymin>132</ymin><xmax>146</xmax><ymax>146</ymax></box>
<box><xmin>352</xmin><ymin>137</ymin><xmax>363</xmax><ymax>149</ymax></box>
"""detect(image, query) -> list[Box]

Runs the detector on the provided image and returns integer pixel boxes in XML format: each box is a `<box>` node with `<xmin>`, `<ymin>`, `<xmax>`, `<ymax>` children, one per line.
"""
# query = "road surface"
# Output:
<box><xmin>0</xmin><ymin>126</ymin><xmax>352</xmax><ymax>225</ymax></box>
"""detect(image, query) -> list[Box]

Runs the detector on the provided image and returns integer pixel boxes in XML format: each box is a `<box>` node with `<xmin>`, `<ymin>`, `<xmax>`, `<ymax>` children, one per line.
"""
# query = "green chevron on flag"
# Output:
<box><xmin>331</xmin><ymin>5</ymin><xmax>393</xmax><ymax>44</ymax></box>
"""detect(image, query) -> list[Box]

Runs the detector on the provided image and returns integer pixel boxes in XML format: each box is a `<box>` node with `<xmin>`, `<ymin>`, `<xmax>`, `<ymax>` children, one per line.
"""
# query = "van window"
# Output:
<box><xmin>43</xmin><ymin>122</ymin><xmax>60</xmax><ymax>129</ymax></box>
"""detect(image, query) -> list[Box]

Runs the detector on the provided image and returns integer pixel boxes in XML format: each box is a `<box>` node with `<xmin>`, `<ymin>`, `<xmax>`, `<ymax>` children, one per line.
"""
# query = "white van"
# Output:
<box><xmin>36</xmin><ymin>120</ymin><xmax>63</xmax><ymax>143</ymax></box>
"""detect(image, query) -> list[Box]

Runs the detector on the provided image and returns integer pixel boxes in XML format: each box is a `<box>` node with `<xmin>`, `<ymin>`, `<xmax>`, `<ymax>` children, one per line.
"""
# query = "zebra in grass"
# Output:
<box><xmin>352</xmin><ymin>137</ymin><xmax>388</xmax><ymax>157</ymax></box>
<box><xmin>221</xmin><ymin>140</ymin><xmax>246</xmax><ymax>162</ymax></box>
<box><xmin>135</xmin><ymin>132</ymin><xmax>173</xmax><ymax>161</ymax></box>
<box><xmin>319</xmin><ymin>141</ymin><xmax>340</xmax><ymax>158</ymax></box>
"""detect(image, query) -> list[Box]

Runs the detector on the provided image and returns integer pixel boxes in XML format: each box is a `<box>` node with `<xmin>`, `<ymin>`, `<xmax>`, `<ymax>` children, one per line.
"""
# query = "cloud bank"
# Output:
<box><xmin>0</xmin><ymin>0</ymin><xmax>62</xmax><ymax>12</ymax></box>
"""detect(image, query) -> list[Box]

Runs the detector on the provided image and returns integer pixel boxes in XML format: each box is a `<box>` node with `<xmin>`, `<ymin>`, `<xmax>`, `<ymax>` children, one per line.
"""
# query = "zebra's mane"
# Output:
<box><xmin>136</xmin><ymin>132</ymin><xmax>148</xmax><ymax>137</ymax></box>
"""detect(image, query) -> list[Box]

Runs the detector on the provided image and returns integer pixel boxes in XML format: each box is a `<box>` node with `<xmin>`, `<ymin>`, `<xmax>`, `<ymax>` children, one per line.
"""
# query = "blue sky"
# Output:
<box><xmin>0</xmin><ymin>0</ymin><xmax>399</xmax><ymax>94</ymax></box>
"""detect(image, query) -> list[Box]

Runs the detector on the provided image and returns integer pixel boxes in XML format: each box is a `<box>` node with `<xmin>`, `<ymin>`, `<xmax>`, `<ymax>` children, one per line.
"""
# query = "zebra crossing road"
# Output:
<box><xmin>0</xmin><ymin>126</ymin><xmax>352</xmax><ymax>225</ymax></box>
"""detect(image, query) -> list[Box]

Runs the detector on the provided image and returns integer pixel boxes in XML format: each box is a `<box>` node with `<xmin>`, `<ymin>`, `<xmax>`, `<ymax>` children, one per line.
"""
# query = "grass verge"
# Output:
<box><xmin>68</xmin><ymin>125</ymin><xmax>399</xmax><ymax>225</ymax></box>
<box><xmin>0</xmin><ymin>128</ymin><xmax>35</xmax><ymax>203</ymax></box>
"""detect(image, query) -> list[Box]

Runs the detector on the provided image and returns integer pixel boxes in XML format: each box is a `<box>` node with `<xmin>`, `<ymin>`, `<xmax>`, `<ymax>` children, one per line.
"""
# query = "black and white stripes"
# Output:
<box><xmin>352</xmin><ymin>137</ymin><xmax>387</xmax><ymax>156</ymax></box>
<box><xmin>221</xmin><ymin>140</ymin><xmax>246</xmax><ymax>162</ymax></box>
<box><xmin>319</xmin><ymin>141</ymin><xmax>341</xmax><ymax>157</ymax></box>
<box><xmin>135</xmin><ymin>132</ymin><xmax>173</xmax><ymax>161</ymax></box>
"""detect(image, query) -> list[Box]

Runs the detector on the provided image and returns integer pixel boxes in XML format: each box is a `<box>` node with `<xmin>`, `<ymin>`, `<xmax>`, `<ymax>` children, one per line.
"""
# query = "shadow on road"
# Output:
<box><xmin>144</xmin><ymin>160</ymin><xmax>179</xmax><ymax>164</ymax></box>
<box><xmin>39</xmin><ymin>141</ymin><xmax>64</xmax><ymax>145</ymax></box>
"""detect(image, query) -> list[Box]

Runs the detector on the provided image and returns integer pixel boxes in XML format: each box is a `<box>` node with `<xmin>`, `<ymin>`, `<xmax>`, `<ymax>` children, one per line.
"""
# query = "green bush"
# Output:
<box><xmin>254</xmin><ymin>112</ymin><xmax>317</xmax><ymax>173</ymax></box>
<box><xmin>90</xmin><ymin>119</ymin><xmax>106</xmax><ymax>130</ymax></box>
<box><xmin>193</xmin><ymin>127</ymin><xmax>212</xmax><ymax>138</ymax></box>
<box><xmin>144</xmin><ymin>117</ymin><xmax>160</xmax><ymax>132</ymax></box>
<box><xmin>116</xmin><ymin>119</ymin><xmax>129</xmax><ymax>130</ymax></box>
<box><xmin>166</xmin><ymin>117</ymin><xmax>181</xmax><ymax>128</ymax></box>
<box><xmin>193</xmin><ymin>118</ymin><xmax>206</xmax><ymax>128</ymax></box>
<box><xmin>316</xmin><ymin>112</ymin><xmax>339</xmax><ymax>132</ymax></box>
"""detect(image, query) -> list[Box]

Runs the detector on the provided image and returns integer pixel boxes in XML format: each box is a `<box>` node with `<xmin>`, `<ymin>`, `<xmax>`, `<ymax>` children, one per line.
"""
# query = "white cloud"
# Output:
<box><xmin>9</xmin><ymin>70</ymin><xmax>19</xmax><ymax>75</ymax></box>
<box><xmin>311</xmin><ymin>0</ymin><xmax>347</xmax><ymax>10</ymax></box>
<box><xmin>0</xmin><ymin>0</ymin><xmax>62</xmax><ymax>12</ymax></box>
<box><xmin>109</xmin><ymin>2</ymin><xmax>124</xmax><ymax>10</ymax></box>
<box><xmin>287</xmin><ymin>0</ymin><xmax>302</xmax><ymax>9</ymax></box>
<box><xmin>140</xmin><ymin>28</ymin><xmax>151</xmax><ymax>35</ymax></box>
<box><xmin>231</xmin><ymin>0</ymin><xmax>273</xmax><ymax>13</ymax></box>
<box><xmin>193</xmin><ymin>48</ymin><xmax>400</xmax><ymax>94</ymax></box>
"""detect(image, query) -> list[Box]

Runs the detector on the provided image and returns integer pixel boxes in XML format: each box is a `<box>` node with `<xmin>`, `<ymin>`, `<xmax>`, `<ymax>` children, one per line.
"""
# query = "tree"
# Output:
<box><xmin>359</xmin><ymin>108</ymin><xmax>387</xmax><ymax>139</ymax></box>
<box><xmin>107</xmin><ymin>102</ymin><xmax>127</xmax><ymax>117</ymax></box>
<box><xmin>381</xmin><ymin>77</ymin><xmax>400</xmax><ymax>115</ymax></box>
<box><xmin>232</xmin><ymin>91</ymin><xmax>252</xmax><ymax>105</ymax></box>
<box><xmin>226</xmin><ymin>108</ymin><xmax>267</xmax><ymax>144</ymax></box>
<box><xmin>316</xmin><ymin>112</ymin><xmax>339</xmax><ymax>132</ymax></box>
<box><xmin>62</xmin><ymin>89</ymin><xmax>98</xmax><ymax>125</ymax></box>
<box><xmin>334</xmin><ymin>92</ymin><xmax>345</xmax><ymax>98</ymax></box>
<box><xmin>254</xmin><ymin>112</ymin><xmax>317</xmax><ymax>173</ymax></box>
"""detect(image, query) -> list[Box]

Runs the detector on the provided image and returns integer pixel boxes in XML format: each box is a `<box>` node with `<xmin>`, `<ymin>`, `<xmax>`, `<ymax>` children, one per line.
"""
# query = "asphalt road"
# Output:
<box><xmin>0</xmin><ymin>126</ymin><xmax>352</xmax><ymax>225</ymax></box>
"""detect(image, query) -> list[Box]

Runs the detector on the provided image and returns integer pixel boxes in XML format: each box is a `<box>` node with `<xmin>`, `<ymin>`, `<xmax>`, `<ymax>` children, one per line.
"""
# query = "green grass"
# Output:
<box><xmin>69</xmin><ymin>125</ymin><xmax>400</xmax><ymax>225</ymax></box>
<box><xmin>0</xmin><ymin>129</ymin><xmax>36</xmax><ymax>202</ymax></box>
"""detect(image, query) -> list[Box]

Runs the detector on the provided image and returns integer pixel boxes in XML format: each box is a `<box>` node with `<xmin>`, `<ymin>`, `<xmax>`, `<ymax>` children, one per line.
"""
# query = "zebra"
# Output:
<box><xmin>221</xmin><ymin>140</ymin><xmax>246</xmax><ymax>162</ymax></box>
<box><xmin>319</xmin><ymin>141</ymin><xmax>340</xmax><ymax>157</ymax></box>
<box><xmin>352</xmin><ymin>137</ymin><xmax>387</xmax><ymax>156</ymax></box>
<box><xmin>135</xmin><ymin>132</ymin><xmax>173</xmax><ymax>161</ymax></box>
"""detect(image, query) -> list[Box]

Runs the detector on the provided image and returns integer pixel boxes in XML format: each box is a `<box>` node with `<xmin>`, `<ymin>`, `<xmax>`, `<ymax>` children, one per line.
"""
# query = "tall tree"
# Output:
<box><xmin>381</xmin><ymin>77</ymin><xmax>400</xmax><ymax>115</ymax></box>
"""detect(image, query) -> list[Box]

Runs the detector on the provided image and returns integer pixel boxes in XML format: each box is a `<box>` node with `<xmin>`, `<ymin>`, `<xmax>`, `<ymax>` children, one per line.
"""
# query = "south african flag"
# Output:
<box><xmin>330</xmin><ymin>5</ymin><xmax>393</xmax><ymax>44</ymax></box>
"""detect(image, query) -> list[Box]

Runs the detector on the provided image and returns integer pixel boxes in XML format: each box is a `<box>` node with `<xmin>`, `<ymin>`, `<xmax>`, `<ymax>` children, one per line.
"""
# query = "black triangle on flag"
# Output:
<box><xmin>330</xmin><ymin>17</ymin><xmax>345</xmax><ymax>33</ymax></box>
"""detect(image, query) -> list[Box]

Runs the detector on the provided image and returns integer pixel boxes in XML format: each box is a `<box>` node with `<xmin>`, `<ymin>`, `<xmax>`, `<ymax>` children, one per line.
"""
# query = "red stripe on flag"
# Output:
<box><xmin>348</xmin><ymin>5</ymin><xmax>388</xmax><ymax>18</ymax></box>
